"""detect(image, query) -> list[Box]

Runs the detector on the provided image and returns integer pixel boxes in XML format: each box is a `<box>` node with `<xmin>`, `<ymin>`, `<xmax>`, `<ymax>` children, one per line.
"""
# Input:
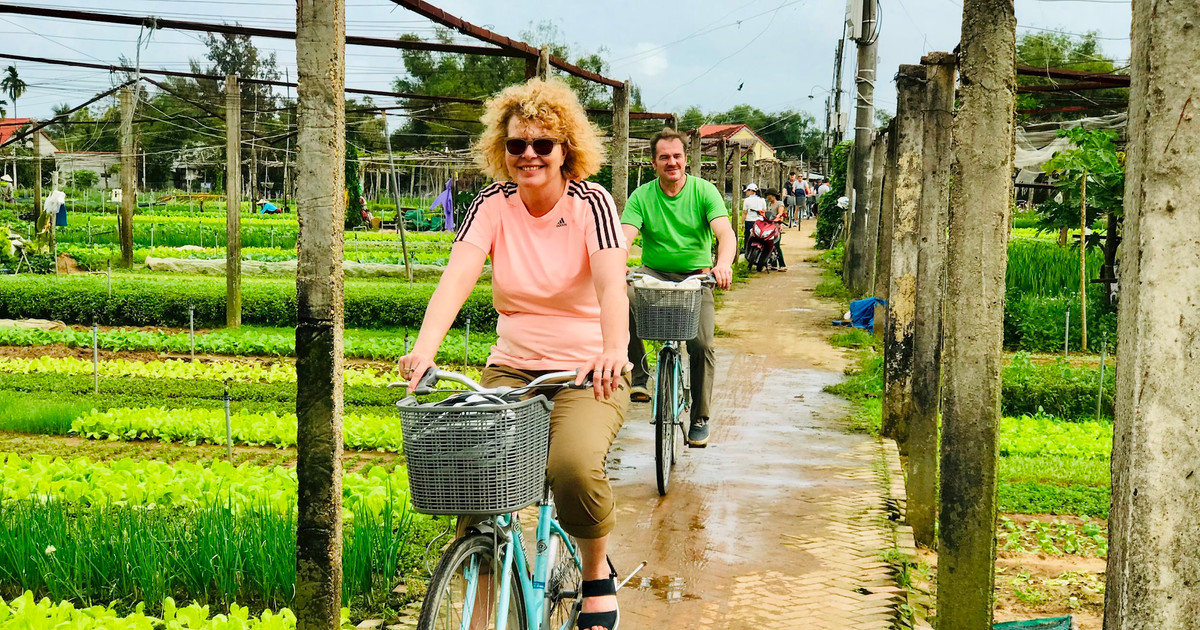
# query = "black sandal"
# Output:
<box><xmin>576</xmin><ymin>560</ymin><xmax>619</xmax><ymax>630</ymax></box>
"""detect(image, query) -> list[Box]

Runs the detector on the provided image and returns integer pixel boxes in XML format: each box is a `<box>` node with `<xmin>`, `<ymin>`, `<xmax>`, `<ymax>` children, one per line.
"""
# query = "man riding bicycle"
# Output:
<box><xmin>622</xmin><ymin>128</ymin><xmax>737</xmax><ymax>447</ymax></box>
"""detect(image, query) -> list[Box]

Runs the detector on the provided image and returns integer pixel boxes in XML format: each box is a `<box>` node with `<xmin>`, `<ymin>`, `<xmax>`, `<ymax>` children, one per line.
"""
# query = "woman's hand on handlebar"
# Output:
<box><xmin>577</xmin><ymin>350</ymin><xmax>632</xmax><ymax>401</ymax></box>
<box><xmin>398</xmin><ymin>351</ymin><xmax>437</xmax><ymax>395</ymax></box>
<box><xmin>712</xmin><ymin>264</ymin><xmax>733</xmax><ymax>290</ymax></box>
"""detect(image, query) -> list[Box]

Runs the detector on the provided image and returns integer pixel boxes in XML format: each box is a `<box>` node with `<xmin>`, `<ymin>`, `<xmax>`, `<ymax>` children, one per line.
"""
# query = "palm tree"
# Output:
<box><xmin>1</xmin><ymin>65</ymin><xmax>27</xmax><ymax>119</ymax></box>
<box><xmin>1</xmin><ymin>66</ymin><xmax>27</xmax><ymax>187</ymax></box>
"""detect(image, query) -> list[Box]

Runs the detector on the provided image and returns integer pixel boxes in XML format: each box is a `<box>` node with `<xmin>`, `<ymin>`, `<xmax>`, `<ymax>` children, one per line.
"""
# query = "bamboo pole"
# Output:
<box><xmin>1079</xmin><ymin>171</ymin><xmax>1088</xmax><ymax>351</ymax></box>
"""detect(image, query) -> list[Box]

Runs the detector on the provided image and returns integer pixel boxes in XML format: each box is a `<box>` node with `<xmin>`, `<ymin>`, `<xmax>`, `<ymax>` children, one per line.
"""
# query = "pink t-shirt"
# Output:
<box><xmin>455</xmin><ymin>180</ymin><xmax>628</xmax><ymax>370</ymax></box>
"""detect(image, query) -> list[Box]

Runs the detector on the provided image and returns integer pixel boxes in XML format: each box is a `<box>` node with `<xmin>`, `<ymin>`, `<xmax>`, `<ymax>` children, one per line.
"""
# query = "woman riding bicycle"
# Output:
<box><xmin>398</xmin><ymin>78</ymin><xmax>629</xmax><ymax>630</ymax></box>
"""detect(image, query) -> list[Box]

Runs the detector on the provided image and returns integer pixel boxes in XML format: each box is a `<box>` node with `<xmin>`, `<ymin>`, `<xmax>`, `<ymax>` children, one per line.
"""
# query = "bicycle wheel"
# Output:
<box><xmin>543</xmin><ymin>528</ymin><xmax>582</xmax><ymax>630</ymax></box>
<box><xmin>417</xmin><ymin>534</ymin><xmax>527</xmax><ymax>630</ymax></box>
<box><xmin>655</xmin><ymin>349</ymin><xmax>678</xmax><ymax>496</ymax></box>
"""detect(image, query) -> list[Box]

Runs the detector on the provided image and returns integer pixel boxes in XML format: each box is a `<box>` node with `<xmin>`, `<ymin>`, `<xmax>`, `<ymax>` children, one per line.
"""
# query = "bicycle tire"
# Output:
<box><xmin>543</xmin><ymin>527</ymin><xmax>582</xmax><ymax>630</ymax></box>
<box><xmin>416</xmin><ymin>534</ymin><xmax>527</xmax><ymax>630</ymax></box>
<box><xmin>655</xmin><ymin>349</ymin><xmax>678</xmax><ymax>496</ymax></box>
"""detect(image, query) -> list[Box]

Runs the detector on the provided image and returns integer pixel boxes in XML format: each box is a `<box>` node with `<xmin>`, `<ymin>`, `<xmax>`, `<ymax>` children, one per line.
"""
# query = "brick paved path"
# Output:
<box><xmin>606</xmin><ymin>225</ymin><xmax>911</xmax><ymax>629</ymax></box>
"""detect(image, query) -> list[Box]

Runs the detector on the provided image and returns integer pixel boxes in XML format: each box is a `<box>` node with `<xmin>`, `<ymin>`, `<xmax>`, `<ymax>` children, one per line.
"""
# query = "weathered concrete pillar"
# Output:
<box><xmin>716</xmin><ymin>140</ymin><xmax>727</xmax><ymax>205</ymax></box>
<box><xmin>748</xmin><ymin>152</ymin><xmax>758</xmax><ymax>190</ymax></box>
<box><xmin>119</xmin><ymin>86</ymin><xmax>136</xmax><ymax>268</ymax></box>
<box><xmin>730</xmin><ymin>143</ymin><xmax>743</xmax><ymax>233</ymax></box>
<box><xmin>861</xmin><ymin>131</ymin><xmax>887</xmax><ymax>296</ymax></box>
<box><xmin>611</xmin><ymin>80</ymin><xmax>630</xmax><ymax>214</ymax></box>
<box><xmin>908</xmin><ymin>51</ymin><xmax>956</xmax><ymax>549</ymax></box>
<box><xmin>873</xmin><ymin>120</ymin><xmax>897</xmax><ymax>343</ymax></box>
<box><xmin>937</xmin><ymin>1</ymin><xmax>1016</xmax><ymax>627</ymax></box>
<box><xmin>1105</xmin><ymin>2</ymin><xmax>1200</xmax><ymax>627</ymax></box>
<box><xmin>881</xmin><ymin>65</ymin><xmax>927</xmax><ymax>449</ymax></box>
<box><xmin>225</xmin><ymin>75</ymin><xmax>242</xmax><ymax>328</ymax></box>
<box><xmin>32</xmin><ymin>123</ymin><xmax>41</xmax><ymax>226</ymax></box>
<box><xmin>537</xmin><ymin>46</ymin><xmax>551</xmax><ymax>81</ymax></box>
<box><xmin>844</xmin><ymin>0</ymin><xmax>878</xmax><ymax>293</ymax></box>
<box><xmin>294</xmin><ymin>0</ymin><xmax>346</xmax><ymax>627</ymax></box>
<box><xmin>688</xmin><ymin>129</ymin><xmax>702</xmax><ymax>178</ymax></box>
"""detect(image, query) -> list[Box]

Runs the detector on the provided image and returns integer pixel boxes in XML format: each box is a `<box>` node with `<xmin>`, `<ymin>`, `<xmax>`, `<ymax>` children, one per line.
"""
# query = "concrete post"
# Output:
<box><xmin>730</xmin><ymin>143</ymin><xmax>743</xmax><ymax>232</ymax></box>
<box><xmin>688</xmin><ymin>129</ymin><xmax>702</xmax><ymax>178</ymax></box>
<box><xmin>880</xmin><ymin>65</ymin><xmax>928</xmax><ymax>449</ymax></box>
<box><xmin>32</xmin><ymin>124</ymin><xmax>41</xmax><ymax>228</ymax></box>
<box><xmin>225</xmin><ymin>75</ymin><xmax>242</xmax><ymax>329</ymax></box>
<box><xmin>524</xmin><ymin>55</ymin><xmax>538</xmax><ymax>80</ymax></box>
<box><xmin>938</xmin><ymin>1</ymin><xmax>1016</xmax><ymax>627</ymax></box>
<box><xmin>119</xmin><ymin>86</ymin><xmax>136</xmax><ymax>268</ymax></box>
<box><xmin>611</xmin><ymin>81</ymin><xmax>630</xmax><ymax>214</ymax></box>
<box><xmin>537</xmin><ymin>46</ymin><xmax>551</xmax><ymax>81</ymax></box>
<box><xmin>748</xmin><ymin>152</ymin><xmax>758</xmax><ymax>190</ymax></box>
<box><xmin>873</xmin><ymin>121</ymin><xmax>897</xmax><ymax>343</ymax></box>
<box><xmin>908</xmin><ymin>51</ymin><xmax>957</xmax><ymax>549</ymax></box>
<box><xmin>294</xmin><ymin>0</ymin><xmax>346</xmax><ymax>627</ymax></box>
<box><xmin>844</xmin><ymin>0</ymin><xmax>878</xmax><ymax>294</ymax></box>
<box><xmin>1105</xmin><ymin>2</ymin><xmax>1200</xmax><ymax>626</ymax></box>
<box><xmin>861</xmin><ymin>131</ymin><xmax>887</xmax><ymax>295</ymax></box>
<box><xmin>716</xmin><ymin>140</ymin><xmax>727</xmax><ymax>206</ymax></box>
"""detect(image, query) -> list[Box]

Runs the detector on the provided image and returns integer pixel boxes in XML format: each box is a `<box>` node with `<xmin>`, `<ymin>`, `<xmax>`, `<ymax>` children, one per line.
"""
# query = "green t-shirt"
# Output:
<box><xmin>621</xmin><ymin>176</ymin><xmax>729</xmax><ymax>273</ymax></box>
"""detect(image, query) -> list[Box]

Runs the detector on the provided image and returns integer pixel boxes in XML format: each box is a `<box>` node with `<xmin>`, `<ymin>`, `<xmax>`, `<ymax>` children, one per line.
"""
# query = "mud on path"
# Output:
<box><xmin>606</xmin><ymin>223</ymin><xmax>905</xmax><ymax>629</ymax></box>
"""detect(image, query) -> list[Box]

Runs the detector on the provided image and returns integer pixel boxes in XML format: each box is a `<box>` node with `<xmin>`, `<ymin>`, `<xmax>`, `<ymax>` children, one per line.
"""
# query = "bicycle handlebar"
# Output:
<box><xmin>389</xmin><ymin>367</ymin><xmax>590</xmax><ymax>398</ymax></box>
<box><xmin>627</xmin><ymin>272</ymin><xmax>716</xmax><ymax>287</ymax></box>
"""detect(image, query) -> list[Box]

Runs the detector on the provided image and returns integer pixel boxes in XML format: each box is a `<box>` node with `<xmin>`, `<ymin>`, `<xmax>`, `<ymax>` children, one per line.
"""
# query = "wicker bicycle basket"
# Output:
<box><xmin>632</xmin><ymin>284</ymin><xmax>704</xmax><ymax>341</ymax></box>
<box><xmin>397</xmin><ymin>395</ymin><xmax>552</xmax><ymax>516</ymax></box>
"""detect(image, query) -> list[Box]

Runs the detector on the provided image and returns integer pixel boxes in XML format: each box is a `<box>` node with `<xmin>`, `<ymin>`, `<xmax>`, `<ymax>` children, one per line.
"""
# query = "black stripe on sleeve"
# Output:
<box><xmin>570</xmin><ymin>181</ymin><xmax>619</xmax><ymax>250</ymax></box>
<box><xmin>454</xmin><ymin>182</ymin><xmax>507</xmax><ymax>244</ymax></box>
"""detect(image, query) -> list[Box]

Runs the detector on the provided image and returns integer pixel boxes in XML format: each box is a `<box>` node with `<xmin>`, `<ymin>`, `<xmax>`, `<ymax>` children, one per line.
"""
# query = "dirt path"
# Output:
<box><xmin>606</xmin><ymin>222</ymin><xmax>907</xmax><ymax>629</ymax></box>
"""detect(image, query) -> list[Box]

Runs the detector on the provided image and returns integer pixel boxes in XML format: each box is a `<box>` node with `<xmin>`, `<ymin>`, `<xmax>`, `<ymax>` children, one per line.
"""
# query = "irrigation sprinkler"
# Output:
<box><xmin>150</xmin><ymin>223</ymin><xmax>155</xmax><ymax>248</ymax></box>
<box><xmin>106</xmin><ymin>261</ymin><xmax>112</xmax><ymax>298</ymax></box>
<box><xmin>465</xmin><ymin>316</ymin><xmax>471</xmax><ymax>365</ymax></box>
<box><xmin>269</xmin><ymin>226</ymin><xmax>274</xmax><ymax>249</ymax></box>
<box><xmin>87</xmin><ymin>216</ymin><xmax>93</xmax><ymax>245</ymax></box>
<box><xmin>404</xmin><ymin>330</ymin><xmax>410</xmax><ymax>355</ymax></box>
<box><xmin>1064</xmin><ymin>308</ymin><xmax>1070</xmax><ymax>357</ymax></box>
<box><xmin>223</xmin><ymin>379</ymin><xmax>234</xmax><ymax>462</ymax></box>
<box><xmin>92</xmin><ymin>322</ymin><xmax>99</xmax><ymax>395</ymax></box>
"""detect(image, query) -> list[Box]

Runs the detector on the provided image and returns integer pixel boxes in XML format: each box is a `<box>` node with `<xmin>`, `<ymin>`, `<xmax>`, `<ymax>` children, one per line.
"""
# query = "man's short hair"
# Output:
<box><xmin>650</xmin><ymin>128</ymin><xmax>690</xmax><ymax>157</ymax></box>
<box><xmin>788</xmin><ymin>171</ymin><xmax>796</xmax><ymax>176</ymax></box>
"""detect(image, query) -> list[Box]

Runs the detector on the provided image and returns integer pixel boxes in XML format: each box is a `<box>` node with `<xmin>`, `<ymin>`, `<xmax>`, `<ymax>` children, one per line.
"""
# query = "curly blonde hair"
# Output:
<box><xmin>474</xmin><ymin>78</ymin><xmax>605</xmax><ymax>182</ymax></box>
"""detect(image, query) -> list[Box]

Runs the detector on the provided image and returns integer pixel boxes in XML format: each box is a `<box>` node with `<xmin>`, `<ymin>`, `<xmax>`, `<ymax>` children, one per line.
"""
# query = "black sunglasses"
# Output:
<box><xmin>505</xmin><ymin>137</ymin><xmax>560</xmax><ymax>156</ymax></box>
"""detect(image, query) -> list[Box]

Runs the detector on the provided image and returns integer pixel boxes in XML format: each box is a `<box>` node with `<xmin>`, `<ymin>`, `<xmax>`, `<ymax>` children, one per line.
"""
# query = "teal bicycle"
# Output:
<box><xmin>628</xmin><ymin>273</ymin><xmax>714</xmax><ymax>496</ymax></box>
<box><xmin>394</xmin><ymin>368</ymin><xmax>642</xmax><ymax>630</ymax></box>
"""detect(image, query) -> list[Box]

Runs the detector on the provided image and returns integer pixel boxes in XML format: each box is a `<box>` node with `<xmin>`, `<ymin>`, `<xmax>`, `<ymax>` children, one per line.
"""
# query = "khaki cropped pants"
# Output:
<box><xmin>463</xmin><ymin>364</ymin><xmax>629</xmax><ymax>540</ymax></box>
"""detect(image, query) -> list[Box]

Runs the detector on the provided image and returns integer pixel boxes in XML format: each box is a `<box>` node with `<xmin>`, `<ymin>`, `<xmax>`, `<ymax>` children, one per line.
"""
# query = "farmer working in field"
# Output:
<box><xmin>622</xmin><ymin>128</ymin><xmax>737</xmax><ymax>447</ymax></box>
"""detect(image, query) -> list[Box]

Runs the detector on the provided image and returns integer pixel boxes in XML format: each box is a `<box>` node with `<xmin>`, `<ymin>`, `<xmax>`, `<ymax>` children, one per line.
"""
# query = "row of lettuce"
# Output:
<box><xmin>0</xmin><ymin>349</ymin><xmax>458</xmax><ymax>617</ymax></box>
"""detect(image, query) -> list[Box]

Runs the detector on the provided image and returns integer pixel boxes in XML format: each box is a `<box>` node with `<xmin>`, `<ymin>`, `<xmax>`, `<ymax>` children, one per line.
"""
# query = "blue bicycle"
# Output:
<box><xmin>394</xmin><ymin>368</ymin><xmax>642</xmax><ymax>630</ymax></box>
<box><xmin>628</xmin><ymin>273</ymin><xmax>714</xmax><ymax>496</ymax></box>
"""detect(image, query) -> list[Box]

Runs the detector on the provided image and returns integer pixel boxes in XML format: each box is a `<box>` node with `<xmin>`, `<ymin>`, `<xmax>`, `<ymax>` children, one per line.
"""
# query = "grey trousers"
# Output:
<box><xmin>627</xmin><ymin>266</ymin><xmax>716</xmax><ymax>423</ymax></box>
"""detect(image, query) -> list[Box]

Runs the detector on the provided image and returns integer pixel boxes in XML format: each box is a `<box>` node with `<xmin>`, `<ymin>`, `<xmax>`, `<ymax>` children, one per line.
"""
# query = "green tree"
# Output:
<box><xmin>702</xmin><ymin>104</ymin><xmax>822</xmax><ymax>160</ymax></box>
<box><xmin>1037</xmin><ymin>127</ymin><xmax>1124</xmax><ymax>250</ymax></box>
<box><xmin>677</xmin><ymin>106</ymin><xmax>705</xmax><ymax>132</ymax></box>
<box><xmin>1</xmin><ymin>65</ymin><xmax>26</xmax><ymax>119</ymax></box>
<box><xmin>67</xmin><ymin>169</ymin><xmax>99</xmax><ymax>189</ymax></box>
<box><xmin>345</xmin><ymin>143</ymin><xmax>365</xmax><ymax>230</ymax></box>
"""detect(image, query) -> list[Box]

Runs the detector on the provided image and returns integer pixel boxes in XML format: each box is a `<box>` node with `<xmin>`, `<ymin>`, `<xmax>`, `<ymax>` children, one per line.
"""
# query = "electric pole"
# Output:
<box><xmin>843</xmin><ymin>0</ymin><xmax>879</xmax><ymax>295</ymax></box>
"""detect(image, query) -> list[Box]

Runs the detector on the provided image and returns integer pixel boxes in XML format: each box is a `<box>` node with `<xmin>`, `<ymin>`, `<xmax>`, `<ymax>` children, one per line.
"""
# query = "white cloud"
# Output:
<box><xmin>632</xmin><ymin>42</ymin><xmax>669</xmax><ymax>78</ymax></box>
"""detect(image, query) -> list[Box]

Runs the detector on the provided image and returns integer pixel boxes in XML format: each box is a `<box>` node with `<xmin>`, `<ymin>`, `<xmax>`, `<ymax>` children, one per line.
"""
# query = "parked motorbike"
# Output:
<box><xmin>745</xmin><ymin>220</ymin><xmax>781</xmax><ymax>272</ymax></box>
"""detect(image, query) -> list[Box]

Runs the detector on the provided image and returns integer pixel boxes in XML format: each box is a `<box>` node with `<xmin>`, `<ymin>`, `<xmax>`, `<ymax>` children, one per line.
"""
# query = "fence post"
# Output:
<box><xmin>464</xmin><ymin>316</ymin><xmax>471</xmax><ymax>365</ymax></box>
<box><xmin>225</xmin><ymin>74</ymin><xmax>243</xmax><ymax>329</ymax></box>
<box><xmin>688</xmin><ymin>129</ymin><xmax>702</xmax><ymax>178</ymax></box>
<box><xmin>859</xmin><ymin>131</ymin><xmax>888</xmax><ymax>295</ymax></box>
<box><xmin>938</xmin><ymin>0</ymin><xmax>1017</xmax><ymax>625</ymax></box>
<box><xmin>294</xmin><ymin>0</ymin><xmax>347</xmax><ymax>624</ymax></box>
<box><xmin>119</xmin><ymin>86</ymin><xmax>136</xmax><ymax>267</ymax></box>
<box><xmin>908</xmin><ymin>51</ymin><xmax>957</xmax><ymax>549</ymax></box>
<box><xmin>880</xmin><ymin>65</ymin><xmax>928</xmax><ymax>450</ymax></box>
<box><xmin>611</xmin><ymin>81</ymin><xmax>630</xmax><ymax>215</ymax></box>
<box><xmin>92</xmin><ymin>322</ymin><xmax>99</xmax><ymax>395</ymax></box>
<box><xmin>224</xmin><ymin>379</ymin><xmax>234</xmax><ymax>462</ymax></box>
<box><xmin>872</xmin><ymin>121</ymin><xmax>897</xmax><ymax>342</ymax></box>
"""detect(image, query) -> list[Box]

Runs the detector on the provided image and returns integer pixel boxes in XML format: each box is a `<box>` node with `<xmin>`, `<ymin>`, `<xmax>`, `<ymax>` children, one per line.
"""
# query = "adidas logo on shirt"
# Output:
<box><xmin>556</xmin><ymin>218</ymin><xmax>567</xmax><ymax>228</ymax></box>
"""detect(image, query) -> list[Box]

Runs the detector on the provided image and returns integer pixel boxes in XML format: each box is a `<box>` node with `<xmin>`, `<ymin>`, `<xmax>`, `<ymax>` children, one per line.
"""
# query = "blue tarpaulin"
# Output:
<box><xmin>994</xmin><ymin>617</ymin><xmax>1072</xmax><ymax>630</ymax></box>
<box><xmin>849</xmin><ymin>297</ymin><xmax>885</xmax><ymax>334</ymax></box>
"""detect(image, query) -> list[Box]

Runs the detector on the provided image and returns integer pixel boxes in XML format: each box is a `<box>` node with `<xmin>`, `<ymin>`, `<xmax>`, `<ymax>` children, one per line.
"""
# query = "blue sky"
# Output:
<box><xmin>2</xmin><ymin>0</ymin><xmax>1132</xmax><ymax>130</ymax></box>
